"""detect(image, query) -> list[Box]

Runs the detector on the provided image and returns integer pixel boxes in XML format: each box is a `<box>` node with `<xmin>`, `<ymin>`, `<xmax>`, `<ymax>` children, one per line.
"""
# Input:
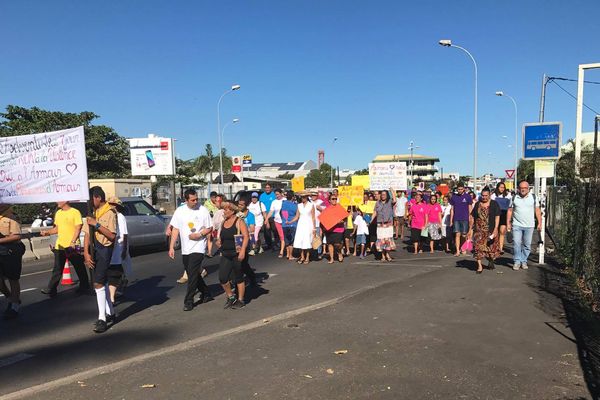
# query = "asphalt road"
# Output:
<box><xmin>0</xmin><ymin>242</ymin><xmax>591</xmax><ymax>399</ymax></box>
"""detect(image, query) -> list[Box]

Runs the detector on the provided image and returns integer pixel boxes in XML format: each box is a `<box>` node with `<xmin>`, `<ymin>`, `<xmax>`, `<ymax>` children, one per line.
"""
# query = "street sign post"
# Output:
<box><xmin>505</xmin><ymin>169</ymin><xmax>515</xmax><ymax>179</ymax></box>
<box><xmin>521</xmin><ymin>122</ymin><xmax>561</xmax><ymax>265</ymax></box>
<box><xmin>522</xmin><ymin>122</ymin><xmax>562</xmax><ymax>160</ymax></box>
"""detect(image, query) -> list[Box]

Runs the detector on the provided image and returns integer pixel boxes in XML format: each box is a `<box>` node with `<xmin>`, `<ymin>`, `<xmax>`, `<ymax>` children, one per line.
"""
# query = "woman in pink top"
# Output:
<box><xmin>426</xmin><ymin>194</ymin><xmax>443</xmax><ymax>253</ymax></box>
<box><xmin>408</xmin><ymin>193</ymin><xmax>427</xmax><ymax>254</ymax></box>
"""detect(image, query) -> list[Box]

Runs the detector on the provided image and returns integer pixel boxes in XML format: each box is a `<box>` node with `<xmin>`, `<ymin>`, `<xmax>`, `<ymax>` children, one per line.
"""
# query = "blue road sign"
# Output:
<box><xmin>522</xmin><ymin>122</ymin><xmax>562</xmax><ymax>160</ymax></box>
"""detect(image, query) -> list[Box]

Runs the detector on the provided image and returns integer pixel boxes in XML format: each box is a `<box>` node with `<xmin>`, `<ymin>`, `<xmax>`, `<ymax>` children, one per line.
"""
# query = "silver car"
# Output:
<box><xmin>72</xmin><ymin>197</ymin><xmax>175</xmax><ymax>250</ymax></box>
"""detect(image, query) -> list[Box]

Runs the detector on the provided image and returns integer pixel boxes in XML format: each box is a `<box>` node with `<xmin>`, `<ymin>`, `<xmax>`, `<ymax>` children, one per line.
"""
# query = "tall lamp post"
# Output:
<box><xmin>439</xmin><ymin>39</ymin><xmax>478</xmax><ymax>190</ymax></box>
<box><xmin>408</xmin><ymin>140</ymin><xmax>420</xmax><ymax>188</ymax></box>
<box><xmin>495</xmin><ymin>91</ymin><xmax>518</xmax><ymax>189</ymax></box>
<box><xmin>330</xmin><ymin>137</ymin><xmax>338</xmax><ymax>188</ymax></box>
<box><xmin>217</xmin><ymin>84</ymin><xmax>241</xmax><ymax>193</ymax></box>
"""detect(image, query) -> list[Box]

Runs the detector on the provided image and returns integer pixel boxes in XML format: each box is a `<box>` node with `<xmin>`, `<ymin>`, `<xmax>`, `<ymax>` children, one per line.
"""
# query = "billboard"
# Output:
<box><xmin>242</xmin><ymin>154</ymin><xmax>252</xmax><ymax>167</ymax></box>
<box><xmin>129</xmin><ymin>137</ymin><xmax>175</xmax><ymax>176</ymax></box>
<box><xmin>232</xmin><ymin>155</ymin><xmax>242</xmax><ymax>173</ymax></box>
<box><xmin>368</xmin><ymin>162</ymin><xmax>407</xmax><ymax>191</ymax></box>
<box><xmin>522</xmin><ymin>122</ymin><xmax>562</xmax><ymax>160</ymax></box>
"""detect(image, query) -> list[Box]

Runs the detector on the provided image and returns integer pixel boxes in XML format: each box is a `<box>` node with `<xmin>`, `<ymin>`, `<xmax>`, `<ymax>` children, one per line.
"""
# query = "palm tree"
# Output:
<box><xmin>194</xmin><ymin>144</ymin><xmax>233</xmax><ymax>187</ymax></box>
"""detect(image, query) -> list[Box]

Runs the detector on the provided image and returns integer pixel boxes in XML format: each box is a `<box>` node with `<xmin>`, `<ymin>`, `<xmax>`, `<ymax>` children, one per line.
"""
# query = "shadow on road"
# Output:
<box><xmin>529</xmin><ymin>261</ymin><xmax>600</xmax><ymax>400</ymax></box>
<box><xmin>115</xmin><ymin>275</ymin><xmax>173</xmax><ymax>321</ymax></box>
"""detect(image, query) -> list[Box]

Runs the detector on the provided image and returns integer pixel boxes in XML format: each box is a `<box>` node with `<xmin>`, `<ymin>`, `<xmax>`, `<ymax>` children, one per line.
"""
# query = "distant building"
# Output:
<box><xmin>242</xmin><ymin>160</ymin><xmax>317</xmax><ymax>179</ymax></box>
<box><xmin>561</xmin><ymin>132</ymin><xmax>600</xmax><ymax>153</ymax></box>
<box><xmin>372</xmin><ymin>154</ymin><xmax>440</xmax><ymax>182</ymax></box>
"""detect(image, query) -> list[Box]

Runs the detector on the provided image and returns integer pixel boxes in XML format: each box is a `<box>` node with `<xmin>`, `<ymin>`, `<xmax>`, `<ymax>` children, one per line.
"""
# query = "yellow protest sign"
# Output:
<box><xmin>338</xmin><ymin>186</ymin><xmax>364</xmax><ymax>207</ymax></box>
<box><xmin>291</xmin><ymin>176</ymin><xmax>305</xmax><ymax>192</ymax></box>
<box><xmin>351</xmin><ymin>175</ymin><xmax>370</xmax><ymax>189</ymax></box>
<box><xmin>359</xmin><ymin>200</ymin><xmax>376</xmax><ymax>214</ymax></box>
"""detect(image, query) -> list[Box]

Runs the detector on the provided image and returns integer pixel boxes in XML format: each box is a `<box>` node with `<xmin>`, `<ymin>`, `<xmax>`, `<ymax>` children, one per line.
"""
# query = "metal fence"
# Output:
<box><xmin>547</xmin><ymin>182</ymin><xmax>600</xmax><ymax>311</ymax></box>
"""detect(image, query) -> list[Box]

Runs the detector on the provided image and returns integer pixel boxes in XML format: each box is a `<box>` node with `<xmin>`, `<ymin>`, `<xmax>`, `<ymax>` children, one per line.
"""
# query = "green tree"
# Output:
<box><xmin>0</xmin><ymin>105</ymin><xmax>130</xmax><ymax>178</ymax></box>
<box><xmin>305</xmin><ymin>163</ymin><xmax>334</xmax><ymax>188</ymax></box>
<box><xmin>193</xmin><ymin>144</ymin><xmax>232</xmax><ymax>183</ymax></box>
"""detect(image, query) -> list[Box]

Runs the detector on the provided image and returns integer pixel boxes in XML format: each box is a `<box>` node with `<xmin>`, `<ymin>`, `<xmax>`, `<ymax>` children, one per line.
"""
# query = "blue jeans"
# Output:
<box><xmin>512</xmin><ymin>226</ymin><xmax>534</xmax><ymax>264</ymax></box>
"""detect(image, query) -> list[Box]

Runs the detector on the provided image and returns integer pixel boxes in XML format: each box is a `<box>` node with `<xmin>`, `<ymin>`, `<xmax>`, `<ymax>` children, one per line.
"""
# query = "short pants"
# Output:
<box><xmin>453</xmin><ymin>220</ymin><xmax>469</xmax><ymax>234</ymax></box>
<box><xmin>93</xmin><ymin>244</ymin><xmax>114</xmax><ymax>285</ymax></box>
<box><xmin>355</xmin><ymin>234</ymin><xmax>367</xmax><ymax>245</ymax></box>
<box><xmin>0</xmin><ymin>253</ymin><xmax>23</xmax><ymax>280</ymax></box>
<box><xmin>107</xmin><ymin>264</ymin><xmax>124</xmax><ymax>286</ymax></box>
<box><xmin>282</xmin><ymin>226</ymin><xmax>296</xmax><ymax>246</ymax></box>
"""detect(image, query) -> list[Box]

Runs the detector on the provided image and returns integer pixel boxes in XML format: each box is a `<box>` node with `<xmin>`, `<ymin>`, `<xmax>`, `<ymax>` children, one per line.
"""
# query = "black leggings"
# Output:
<box><xmin>219</xmin><ymin>254</ymin><xmax>244</xmax><ymax>285</ymax></box>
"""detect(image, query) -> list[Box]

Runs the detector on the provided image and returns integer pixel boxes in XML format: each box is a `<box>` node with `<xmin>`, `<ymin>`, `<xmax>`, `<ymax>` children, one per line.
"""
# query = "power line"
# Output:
<box><xmin>549</xmin><ymin>76</ymin><xmax>600</xmax><ymax>85</ymax></box>
<box><xmin>549</xmin><ymin>79</ymin><xmax>600</xmax><ymax>115</ymax></box>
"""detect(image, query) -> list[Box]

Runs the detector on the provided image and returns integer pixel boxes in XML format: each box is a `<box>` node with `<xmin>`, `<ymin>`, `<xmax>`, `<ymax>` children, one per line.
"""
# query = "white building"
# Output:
<box><xmin>241</xmin><ymin>160</ymin><xmax>317</xmax><ymax>179</ymax></box>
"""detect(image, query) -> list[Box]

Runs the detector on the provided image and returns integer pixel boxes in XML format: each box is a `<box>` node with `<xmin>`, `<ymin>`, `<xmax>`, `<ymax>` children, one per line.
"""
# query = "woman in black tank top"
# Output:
<box><xmin>217</xmin><ymin>202</ymin><xmax>249</xmax><ymax>309</ymax></box>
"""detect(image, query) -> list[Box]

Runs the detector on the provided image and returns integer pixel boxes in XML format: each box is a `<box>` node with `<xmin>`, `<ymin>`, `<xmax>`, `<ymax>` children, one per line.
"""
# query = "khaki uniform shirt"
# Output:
<box><xmin>0</xmin><ymin>209</ymin><xmax>21</xmax><ymax>237</ymax></box>
<box><xmin>94</xmin><ymin>205</ymin><xmax>117</xmax><ymax>247</ymax></box>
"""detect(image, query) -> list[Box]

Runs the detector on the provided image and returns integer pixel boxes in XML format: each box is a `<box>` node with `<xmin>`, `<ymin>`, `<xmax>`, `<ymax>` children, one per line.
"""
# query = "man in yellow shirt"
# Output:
<box><xmin>40</xmin><ymin>201</ymin><xmax>90</xmax><ymax>297</ymax></box>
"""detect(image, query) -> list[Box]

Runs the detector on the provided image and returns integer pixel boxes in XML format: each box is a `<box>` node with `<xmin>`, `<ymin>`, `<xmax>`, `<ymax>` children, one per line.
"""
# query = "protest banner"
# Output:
<box><xmin>358</xmin><ymin>200</ymin><xmax>376</xmax><ymax>214</ymax></box>
<box><xmin>319</xmin><ymin>204</ymin><xmax>349</xmax><ymax>231</ymax></box>
<box><xmin>291</xmin><ymin>176</ymin><xmax>305</xmax><ymax>192</ymax></box>
<box><xmin>0</xmin><ymin>126</ymin><xmax>89</xmax><ymax>204</ymax></box>
<box><xmin>338</xmin><ymin>185</ymin><xmax>364</xmax><ymax>207</ymax></box>
<box><xmin>351</xmin><ymin>175</ymin><xmax>370</xmax><ymax>189</ymax></box>
<box><xmin>368</xmin><ymin>162</ymin><xmax>407</xmax><ymax>191</ymax></box>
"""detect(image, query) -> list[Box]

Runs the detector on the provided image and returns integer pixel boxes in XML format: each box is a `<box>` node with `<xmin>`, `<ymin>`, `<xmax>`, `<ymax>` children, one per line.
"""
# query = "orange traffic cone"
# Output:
<box><xmin>61</xmin><ymin>260</ymin><xmax>75</xmax><ymax>285</ymax></box>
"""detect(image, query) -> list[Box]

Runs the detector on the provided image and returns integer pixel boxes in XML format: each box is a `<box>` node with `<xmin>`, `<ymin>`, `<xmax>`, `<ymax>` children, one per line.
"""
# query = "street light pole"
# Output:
<box><xmin>439</xmin><ymin>39</ymin><xmax>478</xmax><ymax>190</ymax></box>
<box><xmin>408</xmin><ymin>140</ymin><xmax>420</xmax><ymax>188</ymax></box>
<box><xmin>217</xmin><ymin>84</ymin><xmax>241</xmax><ymax>194</ymax></box>
<box><xmin>495</xmin><ymin>91</ymin><xmax>518</xmax><ymax>189</ymax></box>
<box><xmin>330</xmin><ymin>137</ymin><xmax>338</xmax><ymax>188</ymax></box>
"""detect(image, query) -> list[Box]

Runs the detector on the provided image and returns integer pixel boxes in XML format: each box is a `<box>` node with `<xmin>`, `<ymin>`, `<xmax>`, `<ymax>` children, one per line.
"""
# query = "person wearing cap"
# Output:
<box><xmin>0</xmin><ymin>204</ymin><xmax>25</xmax><ymax>319</ymax></box>
<box><xmin>41</xmin><ymin>201</ymin><xmax>90</xmax><ymax>297</ymax></box>
<box><xmin>107</xmin><ymin>197</ymin><xmax>130</xmax><ymax>304</ymax></box>
<box><xmin>84</xmin><ymin>186</ymin><xmax>117</xmax><ymax>333</ymax></box>
<box><xmin>248</xmin><ymin>192</ymin><xmax>267</xmax><ymax>254</ymax></box>
<box><xmin>259</xmin><ymin>183</ymin><xmax>277</xmax><ymax>250</ymax></box>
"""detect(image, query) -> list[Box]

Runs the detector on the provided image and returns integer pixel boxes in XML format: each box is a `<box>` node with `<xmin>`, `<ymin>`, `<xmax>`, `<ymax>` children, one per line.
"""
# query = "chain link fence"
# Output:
<box><xmin>547</xmin><ymin>181</ymin><xmax>600</xmax><ymax>312</ymax></box>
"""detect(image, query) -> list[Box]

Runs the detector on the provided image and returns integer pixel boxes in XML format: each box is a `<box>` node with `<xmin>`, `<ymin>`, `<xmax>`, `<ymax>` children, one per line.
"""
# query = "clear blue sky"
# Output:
<box><xmin>2</xmin><ymin>1</ymin><xmax>599</xmax><ymax>177</ymax></box>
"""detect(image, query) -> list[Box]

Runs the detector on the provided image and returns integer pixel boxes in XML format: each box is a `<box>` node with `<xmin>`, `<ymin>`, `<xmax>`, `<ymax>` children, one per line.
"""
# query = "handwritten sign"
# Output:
<box><xmin>351</xmin><ymin>175</ymin><xmax>370</xmax><ymax>189</ymax></box>
<box><xmin>291</xmin><ymin>176</ymin><xmax>305</xmax><ymax>192</ymax></box>
<box><xmin>0</xmin><ymin>127</ymin><xmax>89</xmax><ymax>204</ymax></box>
<box><xmin>359</xmin><ymin>200</ymin><xmax>376</xmax><ymax>214</ymax></box>
<box><xmin>338</xmin><ymin>185</ymin><xmax>364</xmax><ymax>207</ymax></box>
<box><xmin>368</xmin><ymin>162</ymin><xmax>407</xmax><ymax>191</ymax></box>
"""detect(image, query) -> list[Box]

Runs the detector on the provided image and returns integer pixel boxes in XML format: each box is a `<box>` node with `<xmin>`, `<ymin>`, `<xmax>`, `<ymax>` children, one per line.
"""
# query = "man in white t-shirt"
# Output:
<box><xmin>248</xmin><ymin>192</ymin><xmax>267</xmax><ymax>254</ymax></box>
<box><xmin>394</xmin><ymin>191</ymin><xmax>408</xmax><ymax>240</ymax></box>
<box><xmin>169</xmin><ymin>189</ymin><xmax>213</xmax><ymax>311</ymax></box>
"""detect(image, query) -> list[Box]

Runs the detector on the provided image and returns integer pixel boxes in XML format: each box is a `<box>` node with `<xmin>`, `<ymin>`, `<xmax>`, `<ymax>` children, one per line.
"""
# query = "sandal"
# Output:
<box><xmin>278</xmin><ymin>254</ymin><xmax>284</xmax><ymax>258</ymax></box>
<box><xmin>303</xmin><ymin>260</ymin><xmax>310</xmax><ymax>265</ymax></box>
<box><xmin>297</xmin><ymin>259</ymin><xmax>304</xmax><ymax>264</ymax></box>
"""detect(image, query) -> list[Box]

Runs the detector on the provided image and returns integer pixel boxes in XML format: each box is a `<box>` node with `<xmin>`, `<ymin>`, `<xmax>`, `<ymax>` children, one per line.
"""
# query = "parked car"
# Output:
<box><xmin>232</xmin><ymin>190</ymin><xmax>264</xmax><ymax>204</ymax></box>
<box><xmin>71</xmin><ymin>197</ymin><xmax>176</xmax><ymax>250</ymax></box>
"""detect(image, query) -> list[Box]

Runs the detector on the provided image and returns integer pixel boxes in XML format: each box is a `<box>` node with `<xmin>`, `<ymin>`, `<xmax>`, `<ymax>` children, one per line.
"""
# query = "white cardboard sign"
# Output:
<box><xmin>0</xmin><ymin>126</ymin><xmax>89</xmax><ymax>204</ymax></box>
<box><xmin>368</xmin><ymin>162</ymin><xmax>408</xmax><ymax>191</ymax></box>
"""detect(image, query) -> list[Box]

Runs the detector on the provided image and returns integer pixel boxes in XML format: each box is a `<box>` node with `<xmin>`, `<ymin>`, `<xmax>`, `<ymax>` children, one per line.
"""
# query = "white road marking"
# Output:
<box><xmin>0</xmin><ymin>280</ymin><xmax>406</xmax><ymax>400</ymax></box>
<box><xmin>0</xmin><ymin>288</ymin><xmax>37</xmax><ymax>298</ymax></box>
<box><xmin>0</xmin><ymin>354</ymin><xmax>34</xmax><ymax>369</ymax></box>
<box><xmin>21</xmin><ymin>269</ymin><xmax>52</xmax><ymax>277</ymax></box>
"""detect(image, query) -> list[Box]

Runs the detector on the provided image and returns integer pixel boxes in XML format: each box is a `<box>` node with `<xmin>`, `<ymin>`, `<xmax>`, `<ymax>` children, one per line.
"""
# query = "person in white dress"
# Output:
<box><xmin>290</xmin><ymin>193</ymin><xmax>316</xmax><ymax>265</ymax></box>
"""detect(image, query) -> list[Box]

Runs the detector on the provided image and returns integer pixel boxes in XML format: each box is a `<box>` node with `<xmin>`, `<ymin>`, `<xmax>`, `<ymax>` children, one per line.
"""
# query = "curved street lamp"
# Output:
<box><xmin>217</xmin><ymin>85</ymin><xmax>241</xmax><ymax>193</ymax></box>
<box><xmin>495</xmin><ymin>91</ymin><xmax>518</xmax><ymax>189</ymax></box>
<box><xmin>439</xmin><ymin>39</ymin><xmax>478</xmax><ymax>189</ymax></box>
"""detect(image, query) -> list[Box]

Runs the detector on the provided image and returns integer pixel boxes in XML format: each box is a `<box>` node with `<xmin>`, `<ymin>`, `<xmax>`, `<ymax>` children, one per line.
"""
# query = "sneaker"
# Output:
<box><xmin>224</xmin><ymin>296</ymin><xmax>236</xmax><ymax>309</ymax></box>
<box><xmin>176</xmin><ymin>277</ymin><xmax>188</xmax><ymax>284</ymax></box>
<box><xmin>201</xmin><ymin>269</ymin><xmax>208</xmax><ymax>278</ymax></box>
<box><xmin>231</xmin><ymin>299</ymin><xmax>246</xmax><ymax>309</ymax></box>
<box><xmin>93</xmin><ymin>319</ymin><xmax>108</xmax><ymax>333</ymax></box>
<box><xmin>106</xmin><ymin>313</ymin><xmax>118</xmax><ymax>324</ymax></box>
<box><xmin>258</xmin><ymin>247</ymin><xmax>264</xmax><ymax>254</ymax></box>
<box><xmin>521</xmin><ymin>263</ymin><xmax>529</xmax><ymax>270</ymax></box>
<box><xmin>41</xmin><ymin>288</ymin><xmax>57</xmax><ymax>297</ymax></box>
<box><xmin>248</xmin><ymin>250</ymin><xmax>255</xmax><ymax>256</ymax></box>
<box><xmin>512</xmin><ymin>262</ymin><xmax>521</xmax><ymax>271</ymax></box>
<box><xmin>183</xmin><ymin>303</ymin><xmax>194</xmax><ymax>311</ymax></box>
